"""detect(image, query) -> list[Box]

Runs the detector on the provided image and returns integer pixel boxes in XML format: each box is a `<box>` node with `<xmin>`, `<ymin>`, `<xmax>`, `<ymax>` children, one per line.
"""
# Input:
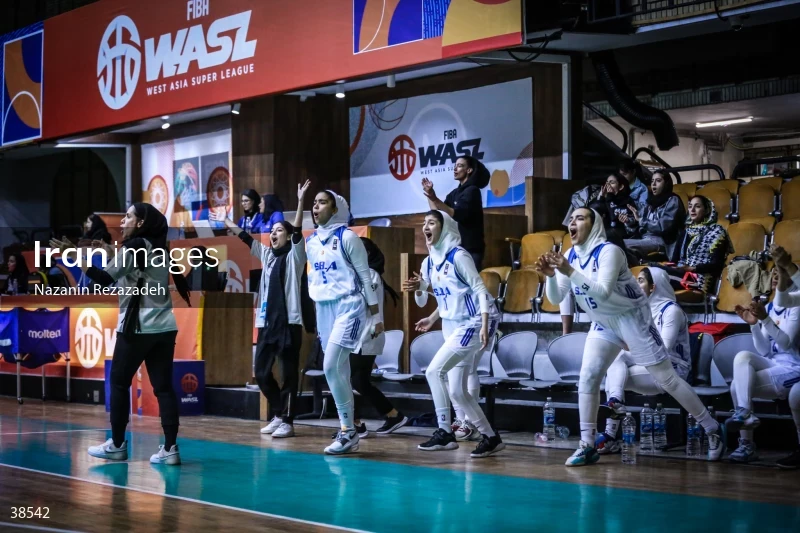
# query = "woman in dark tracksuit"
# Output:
<box><xmin>77</xmin><ymin>203</ymin><xmax>191</xmax><ymax>465</ymax></box>
<box><xmin>224</xmin><ymin>181</ymin><xmax>309</xmax><ymax>438</ymax></box>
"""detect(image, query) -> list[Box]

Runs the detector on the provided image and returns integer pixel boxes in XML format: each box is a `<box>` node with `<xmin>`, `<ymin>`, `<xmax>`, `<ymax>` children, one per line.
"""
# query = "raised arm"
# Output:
<box><xmin>295</xmin><ymin>180</ymin><xmax>310</xmax><ymax>229</ymax></box>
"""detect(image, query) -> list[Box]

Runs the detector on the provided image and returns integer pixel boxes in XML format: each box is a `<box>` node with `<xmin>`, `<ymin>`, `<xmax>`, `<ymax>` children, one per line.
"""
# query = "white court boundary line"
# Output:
<box><xmin>0</xmin><ymin>521</ymin><xmax>84</xmax><ymax>533</ymax></box>
<box><xmin>0</xmin><ymin>430</ymin><xmax>105</xmax><ymax>436</ymax></box>
<box><xmin>0</xmin><ymin>464</ymin><xmax>370</xmax><ymax>533</ymax></box>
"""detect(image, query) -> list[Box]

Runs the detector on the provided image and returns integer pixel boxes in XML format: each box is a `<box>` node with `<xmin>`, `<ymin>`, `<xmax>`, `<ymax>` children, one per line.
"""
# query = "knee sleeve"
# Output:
<box><xmin>733</xmin><ymin>350</ymin><xmax>755</xmax><ymax>369</ymax></box>
<box><xmin>578</xmin><ymin>364</ymin><xmax>605</xmax><ymax>394</ymax></box>
<box><xmin>647</xmin><ymin>359</ymin><xmax>681</xmax><ymax>392</ymax></box>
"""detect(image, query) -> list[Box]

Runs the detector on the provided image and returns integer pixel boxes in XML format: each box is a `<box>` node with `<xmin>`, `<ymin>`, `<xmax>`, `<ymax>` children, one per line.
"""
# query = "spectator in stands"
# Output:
<box><xmin>421</xmin><ymin>156</ymin><xmax>486</xmax><ymax>270</ymax></box>
<box><xmin>623</xmin><ymin>170</ymin><xmax>685</xmax><ymax>259</ymax></box>
<box><xmin>597</xmin><ymin>173</ymin><xmax>635</xmax><ymax>243</ymax></box>
<box><xmin>238</xmin><ymin>189</ymin><xmax>264</xmax><ymax>234</ymax></box>
<box><xmin>82</xmin><ymin>214</ymin><xmax>112</xmax><ymax>244</ymax></box>
<box><xmin>618</xmin><ymin>160</ymin><xmax>648</xmax><ymax>208</ymax></box>
<box><xmin>588</xmin><ymin>200</ymin><xmax>637</xmax><ymax>267</ymax></box>
<box><xmin>2</xmin><ymin>252</ymin><xmax>29</xmax><ymax>295</ymax></box>
<box><xmin>259</xmin><ymin>194</ymin><xmax>286</xmax><ymax>234</ymax></box>
<box><xmin>668</xmin><ymin>195</ymin><xmax>732</xmax><ymax>293</ymax></box>
<box><xmin>726</xmin><ymin>264</ymin><xmax>800</xmax><ymax>464</ymax></box>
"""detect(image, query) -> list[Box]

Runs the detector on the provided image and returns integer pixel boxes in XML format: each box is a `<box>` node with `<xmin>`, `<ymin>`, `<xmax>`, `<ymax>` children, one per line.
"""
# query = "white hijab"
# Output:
<box><xmin>316</xmin><ymin>190</ymin><xmax>351</xmax><ymax>241</ymax></box>
<box><xmin>571</xmin><ymin>208</ymin><xmax>608</xmax><ymax>260</ymax></box>
<box><xmin>646</xmin><ymin>267</ymin><xmax>676</xmax><ymax>315</ymax></box>
<box><xmin>428</xmin><ymin>211</ymin><xmax>462</xmax><ymax>267</ymax></box>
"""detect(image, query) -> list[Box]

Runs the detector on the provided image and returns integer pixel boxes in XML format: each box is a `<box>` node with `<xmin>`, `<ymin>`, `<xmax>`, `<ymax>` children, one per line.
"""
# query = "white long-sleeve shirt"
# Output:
<box><xmin>306</xmin><ymin>228</ymin><xmax>378</xmax><ymax>306</ymax></box>
<box><xmin>415</xmin><ymin>247</ymin><xmax>490</xmax><ymax>321</ymax></box>
<box><xmin>250</xmin><ymin>231</ymin><xmax>306</xmax><ymax>329</ymax></box>
<box><xmin>774</xmin><ymin>269</ymin><xmax>800</xmax><ymax>309</ymax></box>
<box><xmin>750</xmin><ymin>303</ymin><xmax>800</xmax><ymax>368</ymax></box>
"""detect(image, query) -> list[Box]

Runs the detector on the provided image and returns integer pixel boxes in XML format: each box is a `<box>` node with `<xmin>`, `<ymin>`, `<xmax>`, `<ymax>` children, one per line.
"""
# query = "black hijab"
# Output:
<box><xmin>242</xmin><ymin>189</ymin><xmax>261</xmax><ymax>217</ymax></box>
<box><xmin>361</xmin><ymin>237</ymin><xmax>399</xmax><ymax>306</ymax></box>
<box><xmin>262</xmin><ymin>194</ymin><xmax>285</xmax><ymax>221</ymax></box>
<box><xmin>606</xmin><ymin>174</ymin><xmax>632</xmax><ymax>207</ymax></box>
<box><xmin>646</xmin><ymin>171</ymin><xmax>675</xmax><ymax>208</ymax></box>
<box><xmin>263</xmin><ymin>220</ymin><xmax>296</xmax><ymax>349</ymax></box>
<box><xmin>83</xmin><ymin>214</ymin><xmax>111</xmax><ymax>243</ymax></box>
<box><xmin>4</xmin><ymin>252</ymin><xmax>29</xmax><ymax>295</ymax></box>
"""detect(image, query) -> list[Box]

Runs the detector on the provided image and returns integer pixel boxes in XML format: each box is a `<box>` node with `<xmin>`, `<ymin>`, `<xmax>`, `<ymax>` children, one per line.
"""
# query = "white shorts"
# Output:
<box><xmin>441</xmin><ymin>317</ymin><xmax>498</xmax><ymax>366</ymax></box>
<box><xmin>587</xmin><ymin>306</ymin><xmax>669</xmax><ymax>367</ymax></box>
<box><xmin>619</xmin><ymin>350</ymin><xmax>690</xmax><ymax>383</ymax></box>
<box><xmin>316</xmin><ymin>293</ymin><xmax>366</xmax><ymax>351</ymax></box>
<box><xmin>765</xmin><ymin>364</ymin><xmax>800</xmax><ymax>399</ymax></box>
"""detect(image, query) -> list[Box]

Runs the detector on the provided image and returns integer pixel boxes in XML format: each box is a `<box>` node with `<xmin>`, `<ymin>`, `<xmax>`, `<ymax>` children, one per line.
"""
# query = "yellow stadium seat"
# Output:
<box><xmin>700</xmin><ymin>180</ymin><xmax>740</xmax><ymax>196</ymax></box>
<box><xmin>711</xmin><ymin>266</ymin><xmax>753</xmax><ymax>314</ymax></box>
<box><xmin>482</xmin><ymin>266</ymin><xmax>511</xmax><ymax>281</ymax></box>
<box><xmin>696</xmin><ymin>187</ymin><xmax>733</xmax><ymax>228</ymax></box>
<box><xmin>748</xmin><ymin>176</ymin><xmax>783</xmax><ymax>193</ymax></box>
<box><xmin>676</xmin><ymin>190</ymin><xmax>689</xmax><ymax>211</ymax></box>
<box><xmin>562</xmin><ymin>232</ymin><xmax>573</xmax><ymax>253</ymax></box>
<box><xmin>506</xmin><ymin>233</ymin><xmax>556</xmax><ymax>270</ymax></box>
<box><xmin>480</xmin><ymin>271</ymin><xmax>502</xmax><ymax>299</ymax></box>
<box><xmin>501</xmin><ymin>270</ymin><xmax>540</xmax><ymax>319</ymax></box>
<box><xmin>535</xmin><ymin>230</ymin><xmax>567</xmax><ymax>248</ymax></box>
<box><xmin>773</xmin><ymin>220</ymin><xmax>800</xmax><ymax>261</ymax></box>
<box><xmin>726</xmin><ymin>222</ymin><xmax>767</xmax><ymax>258</ymax></box>
<box><xmin>736</xmin><ymin>183</ymin><xmax>776</xmax><ymax>232</ymax></box>
<box><xmin>778</xmin><ymin>179</ymin><xmax>800</xmax><ymax>221</ymax></box>
<box><xmin>630</xmin><ymin>265</ymin><xmax>647</xmax><ymax>278</ymax></box>
<box><xmin>673</xmin><ymin>183</ymin><xmax>697</xmax><ymax>198</ymax></box>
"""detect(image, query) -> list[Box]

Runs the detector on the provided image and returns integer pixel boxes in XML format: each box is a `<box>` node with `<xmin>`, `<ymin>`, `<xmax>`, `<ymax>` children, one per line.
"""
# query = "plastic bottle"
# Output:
<box><xmin>179</xmin><ymin>220</ymin><xmax>186</xmax><ymax>240</ymax></box>
<box><xmin>702</xmin><ymin>405</ymin><xmax>716</xmax><ymax>456</ymax></box>
<box><xmin>543</xmin><ymin>397</ymin><xmax>556</xmax><ymax>441</ymax></box>
<box><xmin>640</xmin><ymin>403</ymin><xmax>654</xmax><ymax>453</ymax></box>
<box><xmin>686</xmin><ymin>414</ymin><xmax>701</xmax><ymax>457</ymax></box>
<box><xmin>622</xmin><ymin>411</ymin><xmax>637</xmax><ymax>465</ymax></box>
<box><xmin>653</xmin><ymin>403</ymin><xmax>667</xmax><ymax>450</ymax></box>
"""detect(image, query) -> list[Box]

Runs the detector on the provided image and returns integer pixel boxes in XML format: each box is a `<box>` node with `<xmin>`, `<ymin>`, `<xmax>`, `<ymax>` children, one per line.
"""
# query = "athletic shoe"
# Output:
<box><xmin>776</xmin><ymin>447</ymin><xmax>800</xmax><ymax>470</ymax></box>
<box><xmin>88</xmin><ymin>439</ymin><xmax>128</xmax><ymax>461</ymax></box>
<box><xmin>325</xmin><ymin>430</ymin><xmax>359</xmax><ymax>455</ymax></box>
<box><xmin>455</xmin><ymin>421</ymin><xmax>481</xmax><ymax>441</ymax></box>
<box><xmin>376</xmin><ymin>413</ymin><xmax>408</xmax><ymax>435</ymax></box>
<box><xmin>418</xmin><ymin>429</ymin><xmax>459</xmax><ymax>451</ymax></box>
<box><xmin>333</xmin><ymin>423</ymin><xmax>368</xmax><ymax>440</ymax></box>
<box><xmin>272</xmin><ymin>423</ymin><xmax>295</xmax><ymax>438</ymax></box>
<box><xmin>728</xmin><ymin>438</ymin><xmax>758</xmax><ymax>463</ymax></box>
<box><xmin>565</xmin><ymin>441</ymin><xmax>600</xmax><ymax>467</ymax></box>
<box><xmin>595</xmin><ymin>432</ymin><xmax>622</xmax><ymax>455</ymax></box>
<box><xmin>261</xmin><ymin>417</ymin><xmax>283</xmax><ymax>435</ymax></box>
<box><xmin>725</xmin><ymin>407</ymin><xmax>761</xmax><ymax>432</ymax></box>
<box><xmin>470</xmin><ymin>434</ymin><xmax>506</xmax><ymax>458</ymax></box>
<box><xmin>150</xmin><ymin>445</ymin><xmax>181</xmax><ymax>465</ymax></box>
<box><xmin>600</xmin><ymin>397</ymin><xmax>627</xmax><ymax>418</ymax></box>
<box><xmin>707</xmin><ymin>423</ymin><xmax>727</xmax><ymax>461</ymax></box>
<box><xmin>451</xmin><ymin>418</ymin><xmax>464</xmax><ymax>433</ymax></box>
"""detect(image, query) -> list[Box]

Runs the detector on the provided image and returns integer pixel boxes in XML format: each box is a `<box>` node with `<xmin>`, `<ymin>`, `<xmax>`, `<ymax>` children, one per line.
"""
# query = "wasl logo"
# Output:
<box><xmin>97</xmin><ymin>7</ymin><xmax>257</xmax><ymax>110</ymax></box>
<box><xmin>74</xmin><ymin>308</ymin><xmax>117</xmax><ymax>369</ymax></box>
<box><xmin>387</xmin><ymin>134</ymin><xmax>484</xmax><ymax>181</ymax></box>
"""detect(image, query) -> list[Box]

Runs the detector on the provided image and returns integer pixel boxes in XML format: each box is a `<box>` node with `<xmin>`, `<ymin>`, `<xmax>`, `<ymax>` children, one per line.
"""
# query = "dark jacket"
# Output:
<box><xmin>627</xmin><ymin>195</ymin><xmax>686</xmax><ymax>257</ymax></box>
<box><xmin>444</xmin><ymin>183</ymin><xmax>484</xmax><ymax>254</ymax></box>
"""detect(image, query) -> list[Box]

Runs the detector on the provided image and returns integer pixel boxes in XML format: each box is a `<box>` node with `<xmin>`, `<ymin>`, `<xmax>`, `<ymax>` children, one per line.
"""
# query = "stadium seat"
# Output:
<box><xmin>749</xmin><ymin>176</ymin><xmax>783</xmax><ymax>193</ymax></box>
<box><xmin>498</xmin><ymin>269</ymin><xmax>539</xmax><ymax>322</ymax></box>
<box><xmin>533</xmin><ymin>272</ymin><xmax>561</xmax><ymax>319</ymax></box>
<box><xmin>562</xmin><ymin>232</ymin><xmax>573</xmax><ymax>252</ymax></box>
<box><xmin>630</xmin><ymin>265</ymin><xmax>647</xmax><ymax>278</ymax></box>
<box><xmin>712</xmin><ymin>333</ymin><xmax>756</xmax><ymax>384</ymax></box>
<box><xmin>773</xmin><ymin>220</ymin><xmax>800</xmax><ymax>260</ymax></box>
<box><xmin>700</xmin><ymin>179</ymin><xmax>740</xmax><ymax>196</ymax></box>
<box><xmin>535</xmin><ymin>230</ymin><xmax>567</xmax><ymax>248</ymax></box>
<box><xmin>480</xmin><ymin>271</ymin><xmax>503</xmax><ymax>299</ymax></box>
<box><xmin>726</xmin><ymin>222</ymin><xmax>768</xmax><ymax>258</ymax></box>
<box><xmin>383</xmin><ymin>330</ymin><xmax>444</xmax><ymax>381</ymax></box>
<box><xmin>676</xmin><ymin>190</ymin><xmax>689</xmax><ymax>211</ymax></box>
<box><xmin>373</xmin><ymin>330</ymin><xmax>403</xmax><ymax>376</ymax></box>
<box><xmin>506</xmin><ymin>233</ymin><xmax>556</xmax><ymax>270</ymax></box>
<box><xmin>491</xmin><ymin>331</ymin><xmax>538</xmax><ymax>383</ymax></box>
<box><xmin>776</xmin><ymin>179</ymin><xmax>800</xmax><ymax>221</ymax></box>
<box><xmin>734</xmin><ymin>183</ymin><xmax>776</xmax><ymax>232</ymax></box>
<box><xmin>482</xmin><ymin>266</ymin><xmax>511</xmax><ymax>281</ymax></box>
<box><xmin>673</xmin><ymin>182</ymin><xmax>697</xmax><ymax>198</ymax></box>
<box><xmin>710</xmin><ymin>266</ymin><xmax>753</xmax><ymax>317</ymax></box>
<box><xmin>547</xmin><ymin>333</ymin><xmax>587</xmax><ymax>383</ymax></box>
<box><xmin>697</xmin><ymin>186</ymin><xmax>733</xmax><ymax>229</ymax></box>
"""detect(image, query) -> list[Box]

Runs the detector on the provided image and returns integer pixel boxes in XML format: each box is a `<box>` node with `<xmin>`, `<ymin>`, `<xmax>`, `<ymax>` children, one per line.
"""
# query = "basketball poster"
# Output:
<box><xmin>349</xmin><ymin>79</ymin><xmax>532</xmax><ymax>217</ymax></box>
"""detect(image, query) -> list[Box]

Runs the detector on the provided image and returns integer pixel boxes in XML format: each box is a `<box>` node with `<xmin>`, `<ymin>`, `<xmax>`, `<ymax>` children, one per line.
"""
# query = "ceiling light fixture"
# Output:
<box><xmin>335</xmin><ymin>91</ymin><xmax>346</xmax><ymax>99</ymax></box>
<box><xmin>161</xmin><ymin>122</ymin><xmax>170</xmax><ymax>130</ymax></box>
<box><xmin>161</xmin><ymin>115</ymin><xmax>169</xmax><ymax>120</ymax></box>
<box><xmin>231</xmin><ymin>103</ymin><xmax>241</xmax><ymax>115</ymax></box>
<box><xmin>387</xmin><ymin>74</ymin><xmax>396</xmax><ymax>88</ymax></box>
<box><xmin>696</xmin><ymin>116</ymin><xmax>753</xmax><ymax>128</ymax></box>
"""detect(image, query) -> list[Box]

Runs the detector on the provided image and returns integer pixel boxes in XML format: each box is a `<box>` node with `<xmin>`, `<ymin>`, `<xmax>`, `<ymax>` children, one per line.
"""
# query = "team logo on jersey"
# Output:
<box><xmin>332</xmin><ymin>238</ymin><xmax>338</xmax><ymax>251</ymax></box>
<box><xmin>444</xmin><ymin>264</ymin><xmax>450</xmax><ymax>275</ymax></box>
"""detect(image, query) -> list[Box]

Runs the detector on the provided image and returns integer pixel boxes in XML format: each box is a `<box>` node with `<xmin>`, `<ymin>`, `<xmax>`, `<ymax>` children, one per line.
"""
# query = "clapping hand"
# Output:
<box><xmin>421</xmin><ymin>178</ymin><xmax>435</xmax><ymax>199</ymax></box>
<box><xmin>734</xmin><ymin>304</ymin><xmax>758</xmax><ymax>325</ymax></box>
<box><xmin>545</xmin><ymin>251</ymin><xmax>572</xmax><ymax>276</ymax></box>
<box><xmin>534</xmin><ymin>255</ymin><xmax>555</xmax><ymax>277</ymax></box>
<box><xmin>403</xmin><ymin>272</ymin><xmax>422</xmax><ymax>292</ymax></box>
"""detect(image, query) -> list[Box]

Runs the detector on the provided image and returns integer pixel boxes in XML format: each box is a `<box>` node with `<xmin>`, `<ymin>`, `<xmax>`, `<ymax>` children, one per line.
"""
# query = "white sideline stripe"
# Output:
<box><xmin>0</xmin><ymin>521</ymin><xmax>84</xmax><ymax>533</ymax></box>
<box><xmin>0</xmin><ymin>430</ymin><xmax>105</xmax><ymax>436</ymax></box>
<box><xmin>0</xmin><ymin>464</ymin><xmax>369</xmax><ymax>533</ymax></box>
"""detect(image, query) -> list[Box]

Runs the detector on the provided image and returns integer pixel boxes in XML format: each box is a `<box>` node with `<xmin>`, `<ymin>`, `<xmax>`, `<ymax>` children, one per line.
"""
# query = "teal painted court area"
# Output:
<box><xmin>1</xmin><ymin>415</ymin><xmax>798</xmax><ymax>533</ymax></box>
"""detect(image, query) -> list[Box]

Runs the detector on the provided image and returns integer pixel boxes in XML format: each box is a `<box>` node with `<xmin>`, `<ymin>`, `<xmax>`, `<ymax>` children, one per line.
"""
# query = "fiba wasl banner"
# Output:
<box><xmin>350</xmin><ymin>79</ymin><xmax>532</xmax><ymax>216</ymax></box>
<box><xmin>0</xmin><ymin>22</ymin><xmax>44</xmax><ymax>148</ymax></box>
<box><xmin>141</xmin><ymin>129</ymin><xmax>232</xmax><ymax>232</ymax></box>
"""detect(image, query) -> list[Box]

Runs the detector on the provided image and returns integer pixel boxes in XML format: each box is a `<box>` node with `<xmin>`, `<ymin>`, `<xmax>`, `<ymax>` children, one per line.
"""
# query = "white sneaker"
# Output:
<box><xmin>706</xmin><ymin>423</ymin><xmax>727</xmax><ymax>462</ymax></box>
<box><xmin>261</xmin><ymin>417</ymin><xmax>283</xmax><ymax>434</ymax></box>
<box><xmin>88</xmin><ymin>439</ymin><xmax>128</xmax><ymax>461</ymax></box>
<box><xmin>150</xmin><ymin>445</ymin><xmax>181</xmax><ymax>465</ymax></box>
<box><xmin>451</xmin><ymin>418</ymin><xmax>464</xmax><ymax>433</ymax></box>
<box><xmin>455</xmin><ymin>421</ymin><xmax>482</xmax><ymax>442</ymax></box>
<box><xmin>325</xmin><ymin>430</ymin><xmax>359</xmax><ymax>455</ymax></box>
<box><xmin>272</xmin><ymin>423</ymin><xmax>295</xmax><ymax>438</ymax></box>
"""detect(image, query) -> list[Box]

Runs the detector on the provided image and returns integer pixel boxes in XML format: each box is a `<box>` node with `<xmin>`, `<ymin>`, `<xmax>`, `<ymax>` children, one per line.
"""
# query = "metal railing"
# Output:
<box><xmin>632</xmin><ymin>147</ymin><xmax>680</xmax><ymax>182</ymax></box>
<box><xmin>731</xmin><ymin>155</ymin><xmax>800</xmax><ymax>180</ymax></box>
<box><xmin>662</xmin><ymin>164</ymin><xmax>726</xmax><ymax>182</ymax></box>
<box><xmin>587</xmin><ymin>0</ymin><xmax>756</xmax><ymax>25</ymax></box>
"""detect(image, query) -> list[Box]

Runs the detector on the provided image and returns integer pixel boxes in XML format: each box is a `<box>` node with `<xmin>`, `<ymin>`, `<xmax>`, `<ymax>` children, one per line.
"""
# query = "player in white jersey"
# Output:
<box><xmin>404</xmin><ymin>210</ymin><xmax>505</xmax><ymax>458</ymax></box>
<box><xmin>595</xmin><ymin>266</ymin><xmax>692</xmax><ymax>454</ymax></box>
<box><xmin>538</xmin><ymin>207</ymin><xmax>725</xmax><ymax>466</ymax></box>
<box><xmin>726</xmin><ymin>250</ymin><xmax>800</xmax><ymax>466</ymax></box>
<box><xmin>306</xmin><ymin>190</ymin><xmax>382</xmax><ymax>455</ymax></box>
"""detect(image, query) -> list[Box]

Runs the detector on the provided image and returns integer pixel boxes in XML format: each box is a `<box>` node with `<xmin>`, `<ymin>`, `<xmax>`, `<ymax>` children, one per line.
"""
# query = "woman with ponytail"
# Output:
<box><xmin>74</xmin><ymin>203</ymin><xmax>191</xmax><ymax>466</ymax></box>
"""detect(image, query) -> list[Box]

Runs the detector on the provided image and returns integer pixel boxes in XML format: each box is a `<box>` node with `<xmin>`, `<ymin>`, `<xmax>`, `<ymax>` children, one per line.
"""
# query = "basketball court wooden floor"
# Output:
<box><xmin>0</xmin><ymin>398</ymin><xmax>798</xmax><ymax>533</ymax></box>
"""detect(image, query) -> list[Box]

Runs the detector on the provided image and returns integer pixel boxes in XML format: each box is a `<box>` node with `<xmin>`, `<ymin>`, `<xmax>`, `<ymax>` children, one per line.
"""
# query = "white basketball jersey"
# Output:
<box><xmin>306</xmin><ymin>227</ymin><xmax>361</xmax><ymax>302</ymax></box>
<box><xmin>567</xmin><ymin>244</ymin><xmax>647</xmax><ymax>321</ymax></box>
<box><xmin>767</xmin><ymin>303</ymin><xmax>800</xmax><ymax>367</ymax></box>
<box><xmin>425</xmin><ymin>248</ymin><xmax>484</xmax><ymax>322</ymax></box>
<box><xmin>654</xmin><ymin>301</ymin><xmax>691</xmax><ymax>374</ymax></box>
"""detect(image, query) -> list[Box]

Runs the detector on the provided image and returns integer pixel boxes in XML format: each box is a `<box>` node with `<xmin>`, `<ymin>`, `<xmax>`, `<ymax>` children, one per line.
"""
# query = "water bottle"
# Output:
<box><xmin>702</xmin><ymin>406</ymin><xmax>716</xmax><ymax>455</ymax></box>
<box><xmin>654</xmin><ymin>403</ymin><xmax>667</xmax><ymax>450</ymax></box>
<box><xmin>686</xmin><ymin>414</ymin><xmax>701</xmax><ymax>457</ymax></box>
<box><xmin>543</xmin><ymin>397</ymin><xmax>556</xmax><ymax>441</ymax></box>
<box><xmin>179</xmin><ymin>220</ymin><xmax>186</xmax><ymax>240</ymax></box>
<box><xmin>640</xmin><ymin>403</ymin><xmax>654</xmax><ymax>453</ymax></box>
<box><xmin>622</xmin><ymin>411</ymin><xmax>637</xmax><ymax>465</ymax></box>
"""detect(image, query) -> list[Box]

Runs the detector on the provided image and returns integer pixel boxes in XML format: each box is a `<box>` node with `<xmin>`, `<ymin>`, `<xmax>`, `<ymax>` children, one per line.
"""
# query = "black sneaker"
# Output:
<box><xmin>331</xmin><ymin>423</ymin><xmax>368</xmax><ymax>440</ymax></box>
<box><xmin>376</xmin><ymin>413</ymin><xmax>409</xmax><ymax>435</ymax></box>
<box><xmin>470</xmin><ymin>434</ymin><xmax>506</xmax><ymax>458</ymax></box>
<box><xmin>418</xmin><ymin>429</ymin><xmax>459</xmax><ymax>451</ymax></box>
<box><xmin>776</xmin><ymin>447</ymin><xmax>800</xmax><ymax>470</ymax></box>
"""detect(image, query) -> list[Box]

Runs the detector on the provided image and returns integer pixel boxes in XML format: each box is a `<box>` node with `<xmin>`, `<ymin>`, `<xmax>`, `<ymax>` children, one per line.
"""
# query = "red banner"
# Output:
<box><xmin>42</xmin><ymin>0</ymin><xmax>521</xmax><ymax>139</ymax></box>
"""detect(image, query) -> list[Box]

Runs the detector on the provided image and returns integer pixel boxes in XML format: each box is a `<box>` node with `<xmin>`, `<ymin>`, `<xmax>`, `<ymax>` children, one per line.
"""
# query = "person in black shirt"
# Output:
<box><xmin>421</xmin><ymin>156</ymin><xmax>485</xmax><ymax>270</ymax></box>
